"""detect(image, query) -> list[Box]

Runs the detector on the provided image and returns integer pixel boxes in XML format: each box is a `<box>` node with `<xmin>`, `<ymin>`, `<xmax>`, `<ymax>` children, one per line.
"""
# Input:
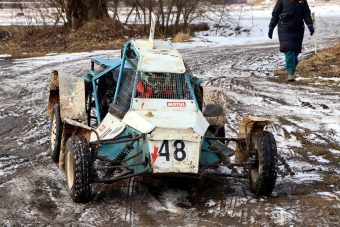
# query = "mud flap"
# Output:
<box><xmin>59</xmin><ymin>118</ymin><xmax>92</xmax><ymax>169</ymax></box>
<box><xmin>203</xmin><ymin>86</ymin><xmax>227</xmax><ymax>127</ymax></box>
<box><xmin>47</xmin><ymin>70</ymin><xmax>59</xmax><ymax>117</ymax></box>
<box><xmin>59</xmin><ymin>74</ymin><xmax>86</xmax><ymax>121</ymax></box>
<box><xmin>47</xmin><ymin>70</ymin><xmax>86</xmax><ymax>121</ymax></box>
<box><xmin>235</xmin><ymin>116</ymin><xmax>273</xmax><ymax>163</ymax></box>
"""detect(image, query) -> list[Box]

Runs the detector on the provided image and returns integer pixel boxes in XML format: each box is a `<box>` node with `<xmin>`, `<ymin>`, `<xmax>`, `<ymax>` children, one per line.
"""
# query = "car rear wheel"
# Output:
<box><xmin>249</xmin><ymin>131</ymin><xmax>278</xmax><ymax>196</ymax></box>
<box><xmin>50</xmin><ymin>104</ymin><xmax>62</xmax><ymax>163</ymax></box>
<box><xmin>65</xmin><ymin>135</ymin><xmax>92</xmax><ymax>202</ymax></box>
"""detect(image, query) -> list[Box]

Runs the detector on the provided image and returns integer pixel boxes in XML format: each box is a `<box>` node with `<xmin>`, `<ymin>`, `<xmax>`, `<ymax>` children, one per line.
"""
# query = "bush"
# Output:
<box><xmin>172</xmin><ymin>32</ymin><xmax>191</xmax><ymax>42</ymax></box>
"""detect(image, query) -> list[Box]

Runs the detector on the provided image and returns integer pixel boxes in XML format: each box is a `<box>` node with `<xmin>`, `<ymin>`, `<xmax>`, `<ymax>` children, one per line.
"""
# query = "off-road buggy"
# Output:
<box><xmin>47</xmin><ymin>22</ymin><xmax>281</xmax><ymax>202</ymax></box>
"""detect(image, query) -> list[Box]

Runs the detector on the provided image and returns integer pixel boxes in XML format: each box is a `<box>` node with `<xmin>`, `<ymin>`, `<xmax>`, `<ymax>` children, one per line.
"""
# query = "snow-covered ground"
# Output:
<box><xmin>1</xmin><ymin>37</ymin><xmax>339</xmax><ymax>226</ymax></box>
<box><xmin>176</xmin><ymin>1</ymin><xmax>340</xmax><ymax>48</ymax></box>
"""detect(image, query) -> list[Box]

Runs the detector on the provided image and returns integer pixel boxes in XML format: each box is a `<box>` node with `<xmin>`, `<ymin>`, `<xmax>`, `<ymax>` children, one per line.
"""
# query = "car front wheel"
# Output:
<box><xmin>50</xmin><ymin>104</ymin><xmax>62</xmax><ymax>163</ymax></box>
<box><xmin>249</xmin><ymin>131</ymin><xmax>278</xmax><ymax>196</ymax></box>
<box><xmin>65</xmin><ymin>135</ymin><xmax>92</xmax><ymax>202</ymax></box>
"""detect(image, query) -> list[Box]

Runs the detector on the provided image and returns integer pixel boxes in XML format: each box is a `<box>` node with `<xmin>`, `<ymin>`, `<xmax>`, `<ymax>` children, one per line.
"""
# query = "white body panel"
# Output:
<box><xmin>132</xmin><ymin>39</ymin><xmax>186</xmax><ymax>74</ymax></box>
<box><xmin>89</xmin><ymin>99</ymin><xmax>209</xmax><ymax>174</ymax></box>
<box><xmin>58</xmin><ymin>75</ymin><xmax>86</xmax><ymax>121</ymax></box>
<box><xmin>148</xmin><ymin>128</ymin><xmax>201</xmax><ymax>173</ymax></box>
<box><xmin>132</xmin><ymin>98</ymin><xmax>197</xmax><ymax>111</ymax></box>
<box><xmin>90</xmin><ymin>113</ymin><xmax>126</xmax><ymax>142</ymax></box>
<box><xmin>123</xmin><ymin>98</ymin><xmax>209</xmax><ymax>137</ymax></box>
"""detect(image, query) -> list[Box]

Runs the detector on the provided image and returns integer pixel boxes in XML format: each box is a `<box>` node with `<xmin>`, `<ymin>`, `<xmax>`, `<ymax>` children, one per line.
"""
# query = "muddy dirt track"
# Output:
<box><xmin>0</xmin><ymin>39</ymin><xmax>339</xmax><ymax>226</ymax></box>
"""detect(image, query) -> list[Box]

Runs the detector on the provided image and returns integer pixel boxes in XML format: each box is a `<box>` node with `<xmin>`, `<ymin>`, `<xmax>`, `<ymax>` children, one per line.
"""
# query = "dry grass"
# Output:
<box><xmin>0</xmin><ymin>21</ymin><xmax>208</xmax><ymax>58</ymax></box>
<box><xmin>172</xmin><ymin>32</ymin><xmax>191</xmax><ymax>43</ymax></box>
<box><xmin>323</xmin><ymin>173</ymin><xmax>340</xmax><ymax>185</ymax></box>
<box><xmin>298</xmin><ymin>42</ymin><xmax>340</xmax><ymax>78</ymax></box>
<box><xmin>274</xmin><ymin>42</ymin><xmax>340</xmax><ymax>89</ymax></box>
<box><xmin>0</xmin><ymin>21</ymin><xmax>131</xmax><ymax>58</ymax></box>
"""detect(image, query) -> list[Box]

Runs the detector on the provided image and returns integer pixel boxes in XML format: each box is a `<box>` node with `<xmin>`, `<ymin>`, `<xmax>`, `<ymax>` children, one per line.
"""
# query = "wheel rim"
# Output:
<box><xmin>66</xmin><ymin>151</ymin><xmax>75</xmax><ymax>190</ymax></box>
<box><xmin>50</xmin><ymin>114</ymin><xmax>57</xmax><ymax>150</ymax></box>
<box><xmin>250</xmin><ymin>167</ymin><xmax>259</xmax><ymax>183</ymax></box>
<box><xmin>250</xmin><ymin>150</ymin><xmax>260</xmax><ymax>183</ymax></box>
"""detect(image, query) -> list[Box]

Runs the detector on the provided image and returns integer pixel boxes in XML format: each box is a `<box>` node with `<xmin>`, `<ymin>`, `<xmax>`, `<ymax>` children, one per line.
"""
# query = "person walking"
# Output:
<box><xmin>268</xmin><ymin>0</ymin><xmax>314</xmax><ymax>82</ymax></box>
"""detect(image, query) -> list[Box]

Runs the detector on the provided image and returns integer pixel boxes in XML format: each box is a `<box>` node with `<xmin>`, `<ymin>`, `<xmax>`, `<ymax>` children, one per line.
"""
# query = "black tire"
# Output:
<box><xmin>65</xmin><ymin>135</ymin><xmax>92</xmax><ymax>202</ymax></box>
<box><xmin>249</xmin><ymin>131</ymin><xmax>278</xmax><ymax>196</ymax></box>
<box><xmin>50</xmin><ymin>104</ymin><xmax>62</xmax><ymax>163</ymax></box>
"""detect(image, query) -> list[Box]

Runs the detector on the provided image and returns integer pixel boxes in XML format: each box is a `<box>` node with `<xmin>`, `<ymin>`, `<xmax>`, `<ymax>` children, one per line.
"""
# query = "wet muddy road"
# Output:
<box><xmin>0</xmin><ymin>39</ymin><xmax>339</xmax><ymax>226</ymax></box>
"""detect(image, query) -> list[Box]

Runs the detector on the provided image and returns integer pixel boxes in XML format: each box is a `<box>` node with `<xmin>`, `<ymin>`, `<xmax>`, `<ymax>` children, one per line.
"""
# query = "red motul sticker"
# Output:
<box><xmin>166</xmin><ymin>102</ymin><xmax>186</xmax><ymax>107</ymax></box>
<box><xmin>98</xmin><ymin>124</ymin><xmax>106</xmax><ymax>132</ymax></box>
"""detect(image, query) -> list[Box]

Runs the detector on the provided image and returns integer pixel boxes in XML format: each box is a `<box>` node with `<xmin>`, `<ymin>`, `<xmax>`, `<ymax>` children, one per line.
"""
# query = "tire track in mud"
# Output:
<box><xmin>0</xmin><ymin>40</ymin><xmax>340</xmax><ymax>226</ymax></box>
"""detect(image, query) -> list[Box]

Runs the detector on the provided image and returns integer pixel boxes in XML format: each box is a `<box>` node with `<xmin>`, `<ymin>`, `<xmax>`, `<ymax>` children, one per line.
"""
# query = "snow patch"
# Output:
<box><xmin>0</xmin><ymin>54</ymin><xmax>12</xmax><ymax>58</ymax></box>
<box><xmin>267</xmin><ymin>206</ymin><xmax>297</xmax><ymax>226</ymax></box>
<box><xmin>317</xmin><ymin>77</ymin><xmax>340</xmax><ymax>82</ymax></box>
<box><xmin>315</xmin><ymin>192</ymin><xmax>340</xmax><ymax>201</ymax></box>
<box><xmin>277</xmin><ymin>160</ymin><xmax>323</xmax><ymax>184</ymax></box>
<box><xmin>308</xmin><ymin>155</ymin><xmax>330</xmax><ymax>164</ymax></box>
<box><xmin>329</xmin><ymin>149</ymin><xmax>340</xmax><ymax>156</ymax></box>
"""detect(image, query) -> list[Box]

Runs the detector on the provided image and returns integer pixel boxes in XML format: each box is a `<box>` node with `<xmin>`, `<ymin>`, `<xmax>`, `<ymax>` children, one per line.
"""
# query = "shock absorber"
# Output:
<box><xmin>208</xmin><ymin>143</ymin><xmax>230</xmax><ymax>164</ymax></box>
<box><xmin>113</xmin><ymin>142</ymin><xmax>134</xmax><ymax>162</ymax></box>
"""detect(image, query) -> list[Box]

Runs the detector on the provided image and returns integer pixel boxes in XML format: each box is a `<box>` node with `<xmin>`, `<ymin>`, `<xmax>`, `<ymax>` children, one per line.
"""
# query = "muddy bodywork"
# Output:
<box><xmin>47</xmin><ymin>70</ymin><xmax>89</xmax><ymax>168</ymax></box>
<box><xmin>203</xmin><ymin>86</ymin><xmax>228</xmax><ymax>127</ymax></box>
<box><xmin>235</xmin><ymin>116</ymin><xmax>273</xmax><ymax>163</ymax></box>
<box><xmin>79</xmin><ymin>39</ymin><xmax>236</xmax><ymax>179</ymax></box>
<box><xmin>59</xmin><ymin>119</ymin><xmax>92</xmax><ymax>169</ymax></box>
<box><xmin>47</xmin><ymin>70</ymin><xmax>59</xmax><ymax>117</ymax></box>
<box><xmin>47</xmin><ymin>71</ymin><xmax>86</xmax><ymax>121</ymax></box>
<box><xmin>46</xmin><ymin>38</ymin><xmax>283</xmax><ymax>199</ymax></box>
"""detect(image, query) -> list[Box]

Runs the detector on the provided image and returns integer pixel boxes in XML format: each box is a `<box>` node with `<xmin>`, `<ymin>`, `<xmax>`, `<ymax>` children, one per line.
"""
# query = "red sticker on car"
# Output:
<box><xmin>98</xmin><ymin>124</ymin><xmax>106</xmax><ymax>132</ymax></box>
<box><xmin>166</xmin><ymin>102</ymin><xmax>186</xmax><ymax>107</ymax></box>
<box><xmin>152</xmin><ymin>145</ymin><xmax>159</xmax><ymax>164</ymax></box>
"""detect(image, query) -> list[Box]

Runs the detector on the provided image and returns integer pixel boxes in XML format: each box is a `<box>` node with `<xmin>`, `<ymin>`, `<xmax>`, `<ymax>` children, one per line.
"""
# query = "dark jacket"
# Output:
<box><xmin>269</xmin><ymin>0</ymin><xmax>313</xmax><ymax>53</ymax></box>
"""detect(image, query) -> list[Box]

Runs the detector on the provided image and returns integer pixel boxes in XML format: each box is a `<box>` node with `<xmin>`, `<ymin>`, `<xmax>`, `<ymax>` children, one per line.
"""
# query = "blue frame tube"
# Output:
<box><xmin>176</xmin><ymin>74</ymin><xmax>183</xmax><ymax>99</ymax></box>
<box><xmin>114</xmin><ymin>42</ymin><xmax>130</xmax><ymax>103</ymax></box>
<box><xmin>130</xmin><ymin>45</ymin><xmax>142</xmax><ymax>107</ymax></box>
<box><xmin>112</xmin><ymin>40</ymin><xmax>141</xmax><ymax>108</ymax></box>
<box><xmin>185</xmin><ymin>75</ymin><xmax>199</xmax><ymax>109</ymax></box>
<box><xmin>89</xmin><ymin>60</ymin><xmax>120</xmax><ymax>124</ymax></box>
<box><xmin>92</xmin><ymin>79</ymin><xmax>101</xmax><ymax>124</ymax></box>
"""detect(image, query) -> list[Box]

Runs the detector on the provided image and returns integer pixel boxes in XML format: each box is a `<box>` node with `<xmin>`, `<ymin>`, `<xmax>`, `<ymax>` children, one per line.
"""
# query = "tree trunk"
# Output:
<box><xmin>174</xmin><ymin>2</ymin><xmax>182</xmax><ymax>29</ymax></box>
<box><xmin>159</xmin><ymin>0</ymin><xmax>165</xmax><ymax>32</ymax></box>
<box><xmin>62</xmin><ymin>0</ymin><xmax>110</xmax><ymax>29</ymax></box>
<box><xmin>165</xmin><ymin>0</ymin><xmax>175</xmax><ymax>34</ymax></box>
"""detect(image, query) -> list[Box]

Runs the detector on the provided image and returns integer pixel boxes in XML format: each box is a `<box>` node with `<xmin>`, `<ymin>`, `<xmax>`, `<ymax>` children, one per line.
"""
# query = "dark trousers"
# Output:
<box><xmin>285</xmin><ymin>51</ymin><xmax>299</xmax><ymax>73</ymax></box>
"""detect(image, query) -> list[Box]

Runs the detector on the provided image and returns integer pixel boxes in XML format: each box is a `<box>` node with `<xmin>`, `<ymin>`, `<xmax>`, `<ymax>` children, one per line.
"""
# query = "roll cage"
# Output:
<box><xmin>82</xmin><ymin>41</ymin><xmax>199</xmax><ymax>125</ymax></box>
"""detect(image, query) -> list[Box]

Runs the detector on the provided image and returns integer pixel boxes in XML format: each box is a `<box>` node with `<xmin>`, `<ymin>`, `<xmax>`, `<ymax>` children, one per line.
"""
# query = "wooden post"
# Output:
<box><xmin>149</xmin><ymin>12</ymin><xmax>156</xmax><ymax>49</ymax></box>
<box><xmin>312</xmin><ymin>12</ymin><xmax>317</xmax><ymax>54</ymax></box>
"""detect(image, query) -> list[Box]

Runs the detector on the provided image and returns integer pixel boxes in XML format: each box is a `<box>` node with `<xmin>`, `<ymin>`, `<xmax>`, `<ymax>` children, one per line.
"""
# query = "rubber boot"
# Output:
<box><xmin>287</xmin><ymin>71</ymin><xmax>295</xmax><ymax>82</ymax></box>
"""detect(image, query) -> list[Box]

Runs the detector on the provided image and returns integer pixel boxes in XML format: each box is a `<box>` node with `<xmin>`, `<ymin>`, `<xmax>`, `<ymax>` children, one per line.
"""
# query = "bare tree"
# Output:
<box><xmin>55</xmin><ymin>0</ymin><xmax>110</xmax><ymax>29</ymax></box>
<box><xmin>108</xmin><ymin>0</ymin><xmax>121</xmax><ymax>25</ymax></box>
